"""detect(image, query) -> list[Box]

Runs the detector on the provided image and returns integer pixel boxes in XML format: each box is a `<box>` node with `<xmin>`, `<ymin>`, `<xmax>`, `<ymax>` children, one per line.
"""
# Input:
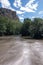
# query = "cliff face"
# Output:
<box><xmin>0</xmin><ymin>8</ymin><xmax>19</xmax><ymax>20</ymax></box>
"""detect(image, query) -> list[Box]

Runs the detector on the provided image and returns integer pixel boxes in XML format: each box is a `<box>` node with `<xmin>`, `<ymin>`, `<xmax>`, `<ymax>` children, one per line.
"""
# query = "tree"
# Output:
<box><xmin>0</xmin><ymin>16</ymin><xmax>22</xmax><ymax>36</ymax></box>
<box><xmin>0</xmin><ymin>16</ymin><xmax>7</xmax><ymax>36</ymax></box>
<box><xmin>30</xmin><ymin>18</ymin><xmax>43</xmax><ymax>38</ymax></box>
<box><xmin>21</xmin><ymin>18</ymin><xmax>31</xmax><ymax>36</ymax></box>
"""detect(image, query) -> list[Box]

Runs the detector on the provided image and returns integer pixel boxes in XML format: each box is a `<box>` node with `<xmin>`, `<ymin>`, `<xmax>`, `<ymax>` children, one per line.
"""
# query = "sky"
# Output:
<box><xmin>0</xmin><ymin>0</ymin><xmax>43</xmax><ymax>21</ymax></box>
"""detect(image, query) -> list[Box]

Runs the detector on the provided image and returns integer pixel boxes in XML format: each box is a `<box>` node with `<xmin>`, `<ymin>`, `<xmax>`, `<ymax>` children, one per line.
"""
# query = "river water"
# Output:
<box><xmin>0</xmin><ymin>36</ymin><xmax>43</xmax><ymax>65</ymax></box>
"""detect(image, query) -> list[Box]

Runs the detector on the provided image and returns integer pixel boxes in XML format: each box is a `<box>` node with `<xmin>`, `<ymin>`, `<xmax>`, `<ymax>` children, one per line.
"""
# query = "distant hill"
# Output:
<box><xmin>0</xmin><ymin>8</ymin><xmax>19</xmax><ymax>20</ymax></box>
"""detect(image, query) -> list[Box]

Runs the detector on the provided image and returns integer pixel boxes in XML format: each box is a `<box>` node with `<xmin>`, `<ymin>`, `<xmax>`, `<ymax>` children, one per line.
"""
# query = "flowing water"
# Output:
<box><xmin>0</xmin><ymin>36</ymin><xmax>43</xmax><ymax>65</ymax></box>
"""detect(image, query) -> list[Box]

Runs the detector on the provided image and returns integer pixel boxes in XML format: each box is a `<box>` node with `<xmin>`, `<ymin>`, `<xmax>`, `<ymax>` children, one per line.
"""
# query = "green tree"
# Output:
<box><xmin>21</xmin><ymin>18</ymin><xmax>31</xmax><ymax>36</ymax></box>
<box><xmin>30</xmin><ymin>18</ymin><xmax>43</xmax><ymax>38</ymax></box>
<box><xmin>0</xmin><ymin>16</ymin><xmax>22</xmax><ymax>36</ymax></box>
<box><xmin>0</xmin><ymin>16</ymin><xmax>7</xmax><ymax>36</ymax></box>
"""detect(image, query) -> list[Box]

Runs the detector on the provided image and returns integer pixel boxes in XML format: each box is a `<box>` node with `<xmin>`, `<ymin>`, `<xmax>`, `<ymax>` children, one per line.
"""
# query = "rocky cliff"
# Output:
<box><xmin>0</xmin><ymin>8</ymin><xmax>19</xmax><ymax>20</ymax></box>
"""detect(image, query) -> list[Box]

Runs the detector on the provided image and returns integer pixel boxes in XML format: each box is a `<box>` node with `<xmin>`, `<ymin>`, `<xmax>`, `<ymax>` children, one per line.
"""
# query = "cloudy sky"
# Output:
<box><xmin>0</xmin><ymin>0</ymin><xmax>43</xmax><ymax>21</ymax></box>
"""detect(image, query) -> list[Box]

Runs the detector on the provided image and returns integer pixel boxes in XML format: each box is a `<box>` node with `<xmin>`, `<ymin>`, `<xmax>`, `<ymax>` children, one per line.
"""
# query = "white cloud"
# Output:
<box><xmin>0</xmin><ymin>0</ymin><xmax>10</xmax><ymax>8</ymax></box>
<box><xmin>0</xmin><ymin>0</ymin><xmax>15</xmax><ymax>11</ymax></box>
<box><xmin>32</xmin><ymin>16</ymin><xmax>35</xmax><ymax>19</ymax></box>
<box><xmin>19</xmin><ymin>16</ymin><xmax>24</xmax><ymax>20</ymax></box>
<box><xmin>26</xmin><ymin>0</ymin><xmax>38</xmax><ymax>10</ymax></box>
<box><xmin>13</xmin><ymin>0</ymin><xmax>38</xmax><ymax>13</ymax></box>
<box><xmin>16</xmin><ymin>10</ymin><xmax>25</xmax><ymax>14</ymax></box>
<box><xmin>39</xmin><ymin>11</ymin><xmax>43</xmax><ymax>14</ymax></box>
<box><xmin>20</xmin><ymin>0</ymin><xmax>38</xmax><ymax>13</ymax></box>
<box><xmin>9</xmin><ymin>7</ymin><xmax>15</xmax><ymax>11</ymax></box>
<box><xmin>31</xmin><ymin>15</ymin><xmax>42</xmax><ymax>20</ymax></box>
<box><xmin>13</xmin><ymin>0</ymin><xmax>22</xmax><ymax>8</ymax></box>
<box><xmin>20</xmin><ymin>7</ymin><xmax>35</xmax><ymax>12</ymax></box>
<box><xmin>31</xmin><ymin>16</ymin><xmax>35</xmax><ymax>20</ymax></box>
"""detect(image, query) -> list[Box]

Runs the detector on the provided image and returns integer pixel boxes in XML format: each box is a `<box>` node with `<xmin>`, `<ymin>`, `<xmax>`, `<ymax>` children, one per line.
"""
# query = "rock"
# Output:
<box><xmin>0</xmin><ymin>8</ymin><xmax>19</xmax><ymax>20</ymax></box>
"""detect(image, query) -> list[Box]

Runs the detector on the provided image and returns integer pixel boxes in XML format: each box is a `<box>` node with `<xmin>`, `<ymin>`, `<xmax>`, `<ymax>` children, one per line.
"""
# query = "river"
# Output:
<box><xmin>0</xmin><ymin>36</ymin><xmax>43</xmax><ymax>65</ymax></box>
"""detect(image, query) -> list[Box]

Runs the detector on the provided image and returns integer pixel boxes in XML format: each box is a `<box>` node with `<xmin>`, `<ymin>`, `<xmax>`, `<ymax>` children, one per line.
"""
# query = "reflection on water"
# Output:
<box><xmin>0</xmin><ymin>36</ymin><xmax>43</xmax><ymax>65</ymax></box>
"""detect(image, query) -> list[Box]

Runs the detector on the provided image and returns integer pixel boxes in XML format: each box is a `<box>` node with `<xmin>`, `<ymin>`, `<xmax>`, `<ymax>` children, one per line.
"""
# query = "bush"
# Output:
<box><xmin>0</xmin><ymin>16</ymin><xmax>22</xmax><ymax>36</ymax></box>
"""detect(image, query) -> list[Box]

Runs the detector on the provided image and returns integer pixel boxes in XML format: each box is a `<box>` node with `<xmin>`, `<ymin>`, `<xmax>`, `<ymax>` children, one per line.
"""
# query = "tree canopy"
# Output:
<box><xmin>0</xmin><ymin>15</ymin><xmax>43</xmax><ymax>39</ymax></box>
<box><xmin>0</xmin><ymin>16</ymin><xmax>22</xmax><ymax>36</ymax></box>
<box><xmin>21</xmin><ymin>18</ymin><xmax>43</xmax><ymax>39</ymax></box>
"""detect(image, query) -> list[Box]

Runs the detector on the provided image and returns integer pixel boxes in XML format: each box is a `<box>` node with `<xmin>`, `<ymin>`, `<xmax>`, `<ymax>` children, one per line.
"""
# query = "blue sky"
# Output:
<box><xmin>0</xmin><ymin>0</ymin><xmax>43</xmax><ymax>21</ymax></box>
